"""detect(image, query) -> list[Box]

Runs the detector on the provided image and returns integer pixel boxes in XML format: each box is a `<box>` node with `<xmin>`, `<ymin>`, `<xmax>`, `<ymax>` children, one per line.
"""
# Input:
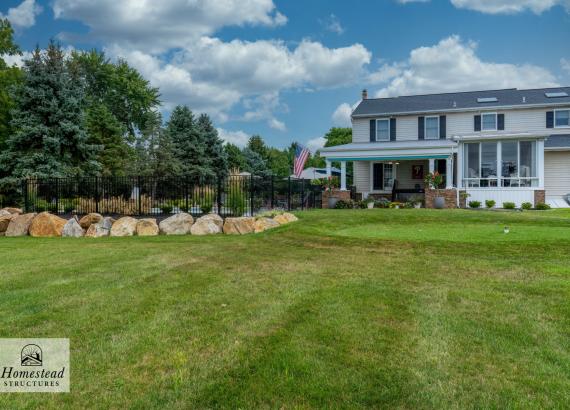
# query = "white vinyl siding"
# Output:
<box><xmin>353</xmin><ymin>161</ymin><xmax>371</xmax><ymax>193</ymax></box>
<box><xmin>545</xmin><ymin>151</ymin><xmax>570</xmax><ymax>198</ymax></box>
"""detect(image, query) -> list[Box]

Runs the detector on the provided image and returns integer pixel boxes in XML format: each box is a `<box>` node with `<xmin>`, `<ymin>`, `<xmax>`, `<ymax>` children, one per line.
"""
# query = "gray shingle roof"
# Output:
<box><xmin>545</xmin><ymin>134</ymin><xmax>570</xmax><ymax>149</ymax></box>
<box><xmin>352</xmin><ymin>87</ymin><xmax>570</xmax><ymax>117</ymax></box>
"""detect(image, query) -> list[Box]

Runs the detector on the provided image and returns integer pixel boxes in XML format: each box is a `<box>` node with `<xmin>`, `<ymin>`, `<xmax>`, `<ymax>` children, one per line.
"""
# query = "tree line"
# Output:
<box><xmin>0</xmin><ymin>18</ymin><xmax>350</xmax><ymax>191</ymax></box>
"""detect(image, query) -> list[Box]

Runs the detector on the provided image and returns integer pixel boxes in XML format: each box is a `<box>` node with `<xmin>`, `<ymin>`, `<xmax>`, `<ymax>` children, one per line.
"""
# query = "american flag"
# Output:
<box><xmin>293</xmin><ymin>144</ymin><xmax>310</xmax><ymax>178</ymax></box>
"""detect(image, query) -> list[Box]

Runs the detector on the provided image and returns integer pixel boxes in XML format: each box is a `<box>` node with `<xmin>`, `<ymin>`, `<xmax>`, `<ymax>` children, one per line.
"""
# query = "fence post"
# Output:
<box><xmin>301</xmin><ymin>178</ymin><xmax>304</xmax><ymax>211</ymax></box>
<box><xmin>287</xmin><ymin>176</ymin><xmax>291</xmax><ymax>211</ymax></box>
<box><xmin>137</xmin><ymin>176</ymin><xmax>142</xmax><ymax>216</ymax></box>
<box><xmin>217</xmin><ymin>176</ymin><xmax>222</xmax><ymax>216</ymax></box>
<box><xmin>95</xmin><ymin>177</ymin><xmax>99</xmax><ymax>214</ymax></box>
<box><xmin>55</xmin><ymin>178</ymin><xmax>59</xmax><ymax>214</ymax></box>
<box><xmin>270</xmin><ymin>175</ymin><xmax>274</xmax><ymax>209</ymax></box>
<box><xmin>22</xmin><ymin>179</ymin><xmax>29</xmax><ymax>213</ymax></box>
<box><xmin>250</xmin><ymin>173</ymin><xmax>254</xmax><ymax>216</ymax></box>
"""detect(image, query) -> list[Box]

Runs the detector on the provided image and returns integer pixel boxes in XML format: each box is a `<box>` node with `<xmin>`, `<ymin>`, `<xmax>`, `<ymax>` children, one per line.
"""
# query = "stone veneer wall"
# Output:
<box><xmin>322</xmin><ymin>189</ymin><xmax>351</xmax><ymax>209</ymax></box>
<box><xmin>534</xmin><ymin>190</ymin><xmax>545</xmax><ymax>205</ymax></box>
<box><xmin>425</xmin><ymin>188</ymin><xmax>466</xmax><ymax>209</ymax></box>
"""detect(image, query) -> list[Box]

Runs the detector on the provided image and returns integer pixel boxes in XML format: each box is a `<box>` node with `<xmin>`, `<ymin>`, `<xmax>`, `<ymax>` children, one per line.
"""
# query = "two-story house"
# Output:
<box><xmin>320</xmin><ymin>87</ymin><xmax>570</xmax><ymax>208</ymax></box>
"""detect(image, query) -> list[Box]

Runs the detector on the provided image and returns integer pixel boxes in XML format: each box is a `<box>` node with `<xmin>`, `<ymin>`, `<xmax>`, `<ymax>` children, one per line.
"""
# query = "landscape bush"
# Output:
<box><xmin>521</xmin><ymin>202</ymin><xmax>532</xmax><ymax>210</ymax></box>
<box><xmin>485</xmin><ymin>200</ymin><xmax>496</xmax><ymax>208</ymax></box>
<box><xmin>503</xmin><ymin>202</ymin><xmax>516</xmax><ymax>209</ymax></box>
<box><xmin>535</xmin><ymin>202</ymin><xmax>551</xmax><ymax>210</ymax></box>
<box><xmin>227</xmin><ymin>185</ymin><xmax>246</xmax><ymax>216</ymax></box>
<box><xmin>335</xmin><ymin>199</ymin><xmax>355</xmax><ymax>209</ymax></box>
<box><xmin>468</xmin><ymin>201</ymin><xmax>481</xmax><ymax>208</ymax></box>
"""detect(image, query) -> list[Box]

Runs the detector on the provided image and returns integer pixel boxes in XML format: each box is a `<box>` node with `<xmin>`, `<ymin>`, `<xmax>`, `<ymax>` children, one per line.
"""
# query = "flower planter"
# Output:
<box><xmin>367</xmin><ymin>202</ymin><xmax>374</xmax><ymax>209</ymax></box>
<box><xmin>434</xmin><ymin>196</ymin><xmax>445</xmax><ymax>209</ymax></box>
<box><xmin>328</xmin><ymin>197</ymin><xmax>339</xmax><ymax>209</ymax></box>
<box><xmin>414</xmin><ymin>202</ymin><xmax>422</xmax><ymax>209</ymax></box>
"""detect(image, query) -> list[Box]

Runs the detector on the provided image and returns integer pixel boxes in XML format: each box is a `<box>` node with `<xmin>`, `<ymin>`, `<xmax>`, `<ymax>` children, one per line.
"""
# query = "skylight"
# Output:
<box><xmin>477</xmin><ymin>97</ymin><xmax>498</xmax><ymax>103</ymax></box>
<box><xmin>545</xmin><ymin>92</ymin><xmax>569</xmax><ymax>98</ymax></box>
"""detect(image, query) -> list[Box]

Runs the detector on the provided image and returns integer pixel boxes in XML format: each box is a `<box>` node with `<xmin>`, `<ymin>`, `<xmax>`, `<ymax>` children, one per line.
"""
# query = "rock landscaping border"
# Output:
<box><xmin>0</xmin><ymin>208</ymin><xmax>298</xmax><ymax>238</ymax></box>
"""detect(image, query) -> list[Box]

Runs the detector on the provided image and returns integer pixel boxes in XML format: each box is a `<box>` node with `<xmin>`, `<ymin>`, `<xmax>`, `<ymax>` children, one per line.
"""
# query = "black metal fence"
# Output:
<box><xmin>17</xmin><ymin>175</ymin><xmax>322</xmax><ymax>218</ymax></box>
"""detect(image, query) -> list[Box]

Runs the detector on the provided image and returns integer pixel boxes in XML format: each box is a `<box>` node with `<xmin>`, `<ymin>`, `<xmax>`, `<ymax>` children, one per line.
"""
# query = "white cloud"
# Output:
<box><xmin>106</xmin><ymin>38</ymin><xmax>370</xmax><ymax>123</ymax></box>
<box><xmin>331</xmin><ymin>103</ymin><xmax>354</xmax><ymax>127</ymax></box>
<box><xmin>1</xmin><ymin>51</ymin><xmax>32</xmax><ymax>67</ymax></box>
<box><xmin>53</xmin><ymin>0</ymin><xmax>286</xmax><ymax>53</ymax></box>
<box><xmin>374</xmin><ymin>35</ymin><xmax>559</xmax><ymax>98</ymax></box>
<box><xmin>1</xmin><ymin>0</ymin><xmax>42</xmax><ymax>29</ymax></box>
<box><xmin>320</xmin><ymin>14</ymin><xmax>344</xmax><ymax>35</ymax></box>
<box><xmin>561</xmin><ymin>58</ymin><xmax>570</xmax><ymax>75</ymax></box>
<box><xmin>306</xmin><ymin>137</ymin><xmax>326</xmax><ymax>153</ymax></box>
<box><xmin>217</xmin><ymin>128</ymin><xmax>250</xmax><ymax>147</ymax></box>
<box><xmin>397</xmin><ymin>0</ymin><xmax>430</xmax><ymax>3</ymax></box>
<box><xmin>450</xmin><ymin>0</ymin><xmax>570</xmax><ymax>14</ymax></box>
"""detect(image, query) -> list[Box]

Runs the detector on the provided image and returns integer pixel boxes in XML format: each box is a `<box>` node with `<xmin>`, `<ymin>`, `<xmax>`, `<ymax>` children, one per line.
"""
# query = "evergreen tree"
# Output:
<box><xmin>86</xmin><ymin>103</ymin><xmax>131</xmax><ymax>176</ymax></box>
<box><xmin>148</xmin><ymin>112</ymin><xmax>181</xmax><ymax>177</ymax></box>
<box><xmin>197</xmin><ymin>113</ymin><xmax>228</xmax><ymax>177</ymax></box>
<box><xmin>167</xmin><ymin>105</ymin><xmax>211</xmax><ymax>179</ymax></box>
<box><xmin>243</xmin><ymin>147</ymin><xmax>270</xmax><ymax>176</ymax></box>
<box><xmin>0</xmin><ymin>43</ymin><xmax>100</xmax><ymax>179</ymax></box>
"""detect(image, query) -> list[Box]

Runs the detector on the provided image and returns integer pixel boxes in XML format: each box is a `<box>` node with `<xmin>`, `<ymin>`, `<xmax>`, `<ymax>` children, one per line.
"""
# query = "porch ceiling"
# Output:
<box><xmin>320</xmin><ymin>140</ymin><xmax>456</xmax><ymax>161</ymax></box>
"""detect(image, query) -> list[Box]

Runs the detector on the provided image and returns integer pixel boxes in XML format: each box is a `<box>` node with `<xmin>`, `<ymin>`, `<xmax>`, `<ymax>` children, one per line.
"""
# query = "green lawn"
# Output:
<box><xmin>1</xmin><ymin>209</ymin><xmax>570</xmax><ymax>409</ymax></box>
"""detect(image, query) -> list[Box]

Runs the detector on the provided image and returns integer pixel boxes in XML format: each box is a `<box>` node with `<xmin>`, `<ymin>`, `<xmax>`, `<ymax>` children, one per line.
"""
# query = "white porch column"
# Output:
<box><xmin>446</xmin><ymin>156</ymin><xmax>453</xmax><ymax>189</ymax></box>
<box><xmin>428</xmin><ymin>158</ymin><xmax>435</xmax><ymax>173</ymax></box>
<box><xmin>537</xmin><ymin>139</ymin><xmax>545</xmax><ymax>189</ymax></box>
<box><xmin>326</xmin><ymin>160</ymin><xmax>332</xmax><ymax>178</ymax></box>
<box><xmin>457</xmin><ymin>144</ymin><xmax>463</xmax><ymax>189</ymax></box>
<box><xmin>340</xmin><ymin>161</ymin><xmax>347</xmax><ymax>190</ymax></box>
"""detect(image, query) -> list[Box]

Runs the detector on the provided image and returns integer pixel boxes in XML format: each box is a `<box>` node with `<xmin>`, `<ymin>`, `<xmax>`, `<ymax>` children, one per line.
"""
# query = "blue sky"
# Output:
<box><xmin>2</xmin><ymin>0</ymin><xmax>570</xmax><ymax>150</ymax></box>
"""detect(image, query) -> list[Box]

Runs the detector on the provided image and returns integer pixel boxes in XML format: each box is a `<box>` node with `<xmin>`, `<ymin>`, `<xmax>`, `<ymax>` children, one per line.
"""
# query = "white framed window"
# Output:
<box><xmin>383</xmin><ymin>163</ymin><xmax>394</xmax><ymax>190</ymax></box>
<box><xmin>554</xmin><ymin>109</ymin><xmax>570</xmax><ymax>128</ymax></box>
<box><xmin>481</xmin><ymin>113</ymin><xmax>497</xmax><ymax>131</ymax></box>
<box><xmin>425</xmin><ymin>116</ymin><xmax>439</xmax><ymax>140</ymax></box>
<box><xmin>376</xmin><ymin>119</ymin><xmax>390</xmax><ymax>141</ymax></box>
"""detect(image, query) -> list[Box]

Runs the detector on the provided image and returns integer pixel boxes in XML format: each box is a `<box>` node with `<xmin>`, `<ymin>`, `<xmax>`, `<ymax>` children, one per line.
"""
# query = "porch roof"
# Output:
<box><xmin>319</xmin><ymin>140</ymin><xmax>456</xmax><ymax>161</ymax></box>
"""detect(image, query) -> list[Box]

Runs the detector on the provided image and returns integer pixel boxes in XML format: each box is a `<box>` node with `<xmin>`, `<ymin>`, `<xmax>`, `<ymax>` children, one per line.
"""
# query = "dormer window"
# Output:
<box><xmin>481</xmin><ymin>113</ymin><xmax>497</xmax><ymax>131</ymax></box>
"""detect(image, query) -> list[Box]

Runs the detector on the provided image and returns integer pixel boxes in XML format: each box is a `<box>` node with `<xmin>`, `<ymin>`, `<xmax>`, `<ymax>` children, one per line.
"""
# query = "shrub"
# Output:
<box><xmin>335</xmin><ymin>199</ymin><xmax>355</xmax><ymax>209</ymax></box>
<box><xmin>389</xmin><ymin>202</ymin><xmax>403</xmax><ymax>209</ymax></box>
<box><xmin>535</xmin><ymin>202</ymin><xmax>551</xmax><ymax>210</ymax></box>
<box><xmin>521</xmin><ymin>202</ymin><xmax>532</xmax><ymax>210</ymax></box>
<box><xmin>193</xmin><ymin>186</ymin><xmax>215</xmax><ymax>213</ymax></box>
<box><xmin>503</xmin><ymin>202</ymin><xmax>516</xmax><ymax>209</ymax></box>
<box><xmin>485</xmin><ymin>200</ymin><xmax>496</xmax><ymax>208</ymax></box>
<box><xmin>355</xmin><ymin>200</ymin><xmax>368</xmax><ymax>209</ymax></box>
<box><xmin>374</xmin><ymin>198</ymin><xmax>390</xmax><ymax>208</ymax></box>
<box><xmin>64</xmin><ymin>204</ymin><xmax>74</xmax><ymax>213</ymax></box>
<box><xmin>468</xmin><ymin>201</ymin><xmax>481</xmax><ymax>208</ymax></box>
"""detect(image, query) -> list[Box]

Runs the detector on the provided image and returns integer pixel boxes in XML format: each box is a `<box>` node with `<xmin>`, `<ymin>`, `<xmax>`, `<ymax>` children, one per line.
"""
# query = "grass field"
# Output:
<box><xmin>1</xmin><ymin>209</ymin><xmax>570</xmax><ymax>409</ymax></box>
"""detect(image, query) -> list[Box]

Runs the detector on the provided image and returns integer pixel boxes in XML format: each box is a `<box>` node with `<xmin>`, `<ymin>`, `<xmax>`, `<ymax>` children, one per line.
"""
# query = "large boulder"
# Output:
<box><xmin>62</xmin><ymin>218</ymin><xmax>85</xmax><ymax>238</ymax></box>
<box><xmin>0</xmin><ymin>210</ymin><xmax>12</xmax><ymax>217</ymax></box>
<box><xmin>29</xmin><ymin>212</ymin><xmax>67</xmax><ymax>237</ymax></box>
<box><xmin>273</xmin><ymin>212</ymin><xmax>298</xmax><ymax>225</ymax></box>
<box><xmin>159</xmin><ymin>213</ymin><xmax>194</xmax><ymax>235</ymax></box>
<box><xmin>79</xmin><ymin>213</ymin><xmax>103</xmax><ymax>229</ymax></box>
<box><xmin>110</xmin><ymin>217</ymin><xmax>138</xmax><ymax>237</ymax></box>
<box><xmin>254</xmin><ymin>217</ymin><xmax>280</xmax><ymax>233</ymax></box>
<box><xmin>136</xmin><ymin>218</ymin><xmax>159</xmax><ymax>236</ymax></box>
<box><xmin>85</xmin><ymin>217</ymin><xmax>115</xmax><ymax>238</ymax></box>
<box><xmin>5</xmin><ymin>213</ymin><xmax>37</xmax><ymax>237</ymax></box>
<box><xmin>0</xmin><ymin>214</ymin><xmax>16</xmax><ymax>234</ymax></box>
<box><xmin>1</xmin><ymin>207</ymin><xmax>23</xmax><ymax>215</ymax></box>
<box><xmin>223</xmin><ymin>217</ymin><xmax>255</xmax><ymax>235</ymax></box>
<box><xmin>190</xmin><ymin>214</ymin><xmax>223</xmax><ymax>235</ymax></box>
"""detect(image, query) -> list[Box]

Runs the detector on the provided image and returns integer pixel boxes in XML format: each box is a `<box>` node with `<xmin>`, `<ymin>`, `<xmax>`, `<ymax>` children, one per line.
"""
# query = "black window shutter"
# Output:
<box><xmin>390</xmin><ymin>118</ymin><xmax>396</xmax><ymax>141</ymax></box>
<box><xmin>418</xmin><ymin>116</ymin><xmax>425</xmax><ymax>140</ymax></box>
<box><xmin>546</xmin><ymin>111</ymin><xmax>554</xmax><ymax>128</ymax></box>
<box><xmin>439</xmin><ymin>115</ymin><xmax>446</xmax><ymax>139</ymax></box>
<box><xmin>498</xmin><ymin>114</ymin><xmax>505</xmax><ymax>130</ymax></box>
<box><xmin>370</xmin><ymin>119</ymin><xmax>376</xmax><ymax>141</ymax></box>
<box><xmin>474</xmin><ymin>115</ymin><xmax>481</xmax><ymax>131</ymax></box>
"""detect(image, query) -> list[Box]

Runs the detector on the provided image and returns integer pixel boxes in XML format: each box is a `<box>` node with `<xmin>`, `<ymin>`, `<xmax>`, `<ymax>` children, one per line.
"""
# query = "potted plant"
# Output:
<box><xmin>409</xmin><ymin>195</ymin><xmax>423</xmax><ymax>209</ymax></box>
<box><xmin>364</xmin><ymin>197</ymin><xmax>375</xmax><ymax>209</ymax></box>
<box><xmin>321</xmin><ymin>176</ymin><xmax>340</xmax><ymax>209</ymax></box>
<box><xmin>424</xmin><ymin>171</ymin><xmax>445</xmax><ymax>209</ymax></box>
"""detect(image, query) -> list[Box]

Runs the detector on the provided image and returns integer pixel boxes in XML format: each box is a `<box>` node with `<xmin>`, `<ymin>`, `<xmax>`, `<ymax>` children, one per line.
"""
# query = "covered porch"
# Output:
<box><xmin>320</xmin><ymin>140</ymin><xmax>458</xmax><ymax>203</ymax></box>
